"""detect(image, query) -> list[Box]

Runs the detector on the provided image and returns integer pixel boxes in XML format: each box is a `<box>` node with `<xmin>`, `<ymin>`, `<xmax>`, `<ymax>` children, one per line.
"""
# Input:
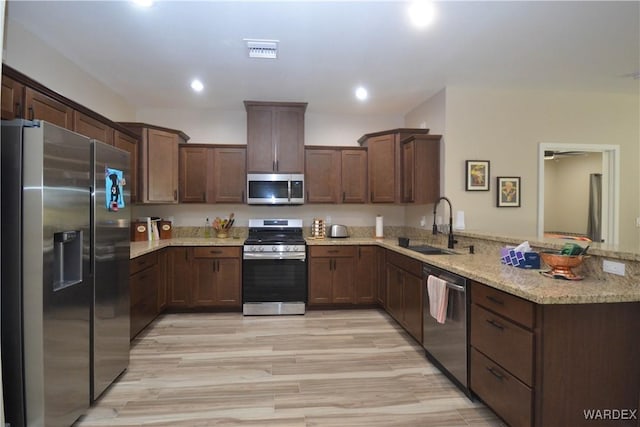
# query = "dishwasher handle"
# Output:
<box><xmin>446</xmin><ymin>282</ymin><xmax>465</xmax><ymax>293</ymax></box>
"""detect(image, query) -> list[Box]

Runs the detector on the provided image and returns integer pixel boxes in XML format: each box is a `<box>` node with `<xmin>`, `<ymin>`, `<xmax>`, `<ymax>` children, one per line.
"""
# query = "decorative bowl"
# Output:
<box><xmin>539</xmin><ymin>251</ymin><xmax>585</xmax><ymax>280</ymax></box>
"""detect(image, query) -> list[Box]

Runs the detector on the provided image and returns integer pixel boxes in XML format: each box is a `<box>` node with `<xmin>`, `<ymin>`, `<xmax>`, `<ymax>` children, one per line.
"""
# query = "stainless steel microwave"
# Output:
<box><xmin>247</xmin><ymin>173</ymin><xmax>304</xmax><ymax>205</ymax></box>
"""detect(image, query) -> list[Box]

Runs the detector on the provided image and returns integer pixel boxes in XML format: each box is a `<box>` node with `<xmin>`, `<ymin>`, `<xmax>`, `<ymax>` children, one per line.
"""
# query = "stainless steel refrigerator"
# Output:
<box><xmin>1</xmin><ymin>120</ymin><xmax>130</xmax><ymax>427</ymax></box>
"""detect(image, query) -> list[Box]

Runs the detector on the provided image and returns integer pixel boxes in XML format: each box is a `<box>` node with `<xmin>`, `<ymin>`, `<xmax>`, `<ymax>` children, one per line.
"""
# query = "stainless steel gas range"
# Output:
<box><xmin>242</xmin><ymin>219</ymin><xmax>307</xmax><ymax>315</ymax></box>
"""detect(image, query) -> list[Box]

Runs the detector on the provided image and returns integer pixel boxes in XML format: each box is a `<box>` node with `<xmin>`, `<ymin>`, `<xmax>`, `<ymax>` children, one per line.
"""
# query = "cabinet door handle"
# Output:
<box><xmin>328</xmin><ymin>250</ymin><xmax>339</xmax><ymax>253</ymax></box>
<box><xmin>28</xmin><ymin>106</ymin><xmax>34</xmax><ymax>120</ymax></box>
<box><xmin>343</xmin><ymin>192</ymin><xmax>346</xmax><ymax>202</ymax></box>
<box><xmin>370</xmin><ymin>191</ymin><xmax>374</xmax><ymax>201</ymax></box>
<box><xmin>241</xmin><ymin>190</ymin><xmax>245</xmax><ymax>203</ymax></box>
<box><xmin>486</xmin><ymin>366</ymin><xmax>505</xmax><ymax>381</ymax></box>
<box><xmin>138</xmin><ymin>273</ymin><xmax>149</xmax><ymax>281</ymax></box>
<box><xmin>486</xmin><ymin>295</ymin><xmax>504</xmax><ymax>306</ymax></box>
<box><xmin>216</xmin><ymin>260</ymin><xmax>220</xmax><ymax>272</ymax></box>
<box><xmin>15</xmin><ymin>103</ymin><xmax>22</xmax><ymax>118</ymax></box>
<box><xmin>209</xmin><ymin>250</ymin><xmax>223</xmax><ymax>255</ymax></box>
<box><xmin>306</xmin><ymin>191</ymin><xmax>309</xmax><ymax>201</ymax></box>
<box><xmin>202</xmin><ymin>192</ymin><xmax>206</xmax><ymax>201</ymax></box>
<box><xmin>185</xmin><ymin>250</ymin><xmax>188</xmax><ymax>261</ymax></box>
<box><xmin>174</xmin><ymin>190</ymin><xmax>178</xmax><ymax>201</ymax></box>
<box><xmin>273</xmin><ymin>160</ymin><xmax>276</xmax><ymax>171</ymax></box>
<box><xmin>276</xmin><ymin>160</ymin><xmax>279</xmax><ymax>172</ymax></box>
<box><xmin>486</xmin><ymin>319</ymin><xmax>505</xmax><ymax>331</ymax></box>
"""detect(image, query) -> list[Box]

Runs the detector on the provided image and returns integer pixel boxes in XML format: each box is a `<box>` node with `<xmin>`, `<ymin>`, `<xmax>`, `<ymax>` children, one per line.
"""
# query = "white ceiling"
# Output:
<box><xmin>6</xmin><ymin>1</ymin><xmax>640</xmax><ymax>115</ymax></box>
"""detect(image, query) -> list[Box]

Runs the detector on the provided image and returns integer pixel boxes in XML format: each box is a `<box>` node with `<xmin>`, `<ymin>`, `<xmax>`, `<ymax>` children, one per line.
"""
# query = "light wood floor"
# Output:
<box><xmin>77</xmin><ymin>309</ymin><xmax>506</xmax><ymax>426</ymax></box>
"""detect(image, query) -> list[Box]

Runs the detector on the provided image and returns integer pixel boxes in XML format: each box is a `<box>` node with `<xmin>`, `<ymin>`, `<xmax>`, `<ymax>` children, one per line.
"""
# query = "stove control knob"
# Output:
<box><xmin>258</xmin><ymin>246</ymin><xmax>264</xmax><ymax>252</ymax></box>
<box><xmin>272</xmin><ymin>246</ymin><xmax>278</xmax><ymax>252</ymax></box>
<box><xmin>285</xmin><ymin>246</ymin><xmax>290</xmax><ymax>251</ymax></box>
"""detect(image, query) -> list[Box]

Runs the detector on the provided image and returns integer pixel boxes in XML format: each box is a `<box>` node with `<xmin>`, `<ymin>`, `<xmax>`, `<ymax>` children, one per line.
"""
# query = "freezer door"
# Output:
<box><xmin>91</xmin><ymin>140</ymin><xmax>131</xmax><ymax>401</ymax></box>
<box><xmin>25</xmin><ymin>122</ymin><xmax>91</xmax><ymax>427</ymax></box>
<box><xmin>1</xmin><ymin>121</ymin><xmax>28</xmax><ymax>427</ymax></box>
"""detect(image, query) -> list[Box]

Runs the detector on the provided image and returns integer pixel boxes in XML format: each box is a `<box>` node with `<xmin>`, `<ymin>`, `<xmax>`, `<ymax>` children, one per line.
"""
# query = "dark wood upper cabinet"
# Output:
<box><xmin>305</xmin><ymin>147</ymin><xmax>367</xmax><ymax>204</ymax></box>
<box><xmin>401</xmin><ymin>135</ymin><xmax>441</xmax><ymax>204</ymax></box>
<box><xmin>245</xmin><ymin>101</ymin><xmax>307</xmax><ymax>173</ymax></box>
<box><xmin>1</xmin><ymin>75</ymin><xmax>25</xmax><ymax>120</ymax></box>
<box><xmin>359</xmin><ymin>128</ymin><xmax>430</xmax><ymax>203</ymax></box>
<box><xmin>211</xmin><ymin>146</ymin><xmax>246</xmax><ymax>203</ymax></box>
<box><xmin>120</xmin><ymin>123</ymin><xmax>189</xmax><ymax>204</ymax></box>
<box><xmin>24</xmin><ymin>86</ymin><xmax>73</xmax><ymax>130</ymax></box>
<box><xmin>73</xmin><ymin>110</ymin><xmax>114</xmax><ymax>145</ymax></box>
<box><xmin>341</xmin><ymin>148</ymin><xmax>367</xmax><ymax>203</ymax></box>
<box><xmin>179</xmin><ymin>145</ymin><xmax>208</xmax><ymax>203</ymax></box>
<box><xmin>179</xmin><ymin>144</ymin><xmax>246</xmax><ymax>204</ymax></box>
<box><xmin>305</xmin><ymin>148</ymin><xmax>341</xmax><ymax>203</ymax></box>
<box><xmin>365</xmin><ymin>133</ymin><xmax>397</xmax><ymax>203</ymax></box>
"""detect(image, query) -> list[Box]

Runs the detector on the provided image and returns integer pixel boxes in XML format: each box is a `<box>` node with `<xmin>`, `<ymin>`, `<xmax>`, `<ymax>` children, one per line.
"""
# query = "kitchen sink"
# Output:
<box><xmin>407</xmin><ymin>245</ymin><xmax>460</xmax><ymax>255</ymax></box>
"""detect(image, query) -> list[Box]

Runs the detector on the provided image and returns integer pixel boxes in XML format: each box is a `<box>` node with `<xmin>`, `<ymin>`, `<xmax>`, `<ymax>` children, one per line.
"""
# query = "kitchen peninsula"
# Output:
<box><xmin>131</xmin><ymin>231</ymin><xmax>640</xmax><ymax>427</ymax></box>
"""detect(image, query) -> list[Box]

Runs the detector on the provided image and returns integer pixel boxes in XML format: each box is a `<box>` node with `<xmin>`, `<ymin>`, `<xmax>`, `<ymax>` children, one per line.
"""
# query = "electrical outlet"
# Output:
<box><xmin>420</xmin><ymin>216</ymin><xmax>426</xmax><ymax>227</ymax></box>
<box><xmin>603</xmin><ymin>260</ymin><xmax>625</xmax><ymax>276</ymax></box>
<box><xmin>636</xmin><ymin>217</ymin><xmax>640</xmax><ymax>227</ymax></box>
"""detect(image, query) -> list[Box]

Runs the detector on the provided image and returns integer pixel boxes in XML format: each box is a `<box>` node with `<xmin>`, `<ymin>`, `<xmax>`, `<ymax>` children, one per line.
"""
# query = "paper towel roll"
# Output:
<box><xmin>454</xmin><ymin>211</ymin><xmax>465</xmax><ymax>230</ymax></box>
<box><xmin>375</xmin><ymin>215</ymin><xmax>384</xmax><ymax>238</ymax></box>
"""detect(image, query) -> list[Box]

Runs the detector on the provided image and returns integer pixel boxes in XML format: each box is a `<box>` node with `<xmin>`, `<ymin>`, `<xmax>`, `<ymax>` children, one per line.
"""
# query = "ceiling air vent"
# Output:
<box><xmin>244</xmin><ymin>39</ymin><xmax>279</xmax><ymax>59</ymax></box>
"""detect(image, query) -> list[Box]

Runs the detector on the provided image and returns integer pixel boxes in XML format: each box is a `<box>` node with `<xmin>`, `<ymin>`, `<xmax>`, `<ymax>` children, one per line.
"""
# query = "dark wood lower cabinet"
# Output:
<box><xmin>191</xmin><ymin>247</ymin><xmax>242</xmax><ymax>307</ymax></box>
<box><xmin>308</xmin><ymin>246</ymin><xmax>356</xmax><ymax>305</ymax></box>
<box><xmin>355</xmin><ymin>246</ymin><xmax>376</xmax><ymax>304</ymax></box>
<box><xmin>385</xmin><ymin>251</ymin><xmax>423</xmax><ymax>343</ymax></box>
<box><xmin>165</xmin><ymin>246</ymin><xmax>242</xmax><ymax>309</ymax></box>
<box><xmin>308</xmin><ymin>245</ymin><xmax>377</xmax><ymax>306</ymax></box>
<box><xmin>167</xmin><ymin>247</ymin><xmax>191</xmax><ymax>308</ymax></box>
<box><xmin>470</xmin><ymin>281</ymin><xmax>640</xmax><ymax>427</ymax></box>
<box><xmin>471</xmin><ymin>348</ymin><xmax>532</xmax><ymax>427</ymax></box>
<box><xmin>129</xmin><ymin>252</ymin><xmax>159</xmax><ymax>340</ymax></box>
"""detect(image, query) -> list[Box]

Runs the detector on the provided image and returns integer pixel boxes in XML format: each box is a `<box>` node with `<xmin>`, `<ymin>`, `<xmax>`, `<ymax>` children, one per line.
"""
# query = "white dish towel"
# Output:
<box><xmin>427</xmin><ymin>275</ymin><xmax>449</xmax><ymax>324</ymax></box>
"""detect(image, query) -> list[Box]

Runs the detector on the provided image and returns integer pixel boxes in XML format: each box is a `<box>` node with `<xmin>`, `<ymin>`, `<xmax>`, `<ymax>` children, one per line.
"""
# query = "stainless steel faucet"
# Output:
<box><xmin>432</xmin><ymin>196</ymin><xmax>458</xmax><ymax>249</ymax></box>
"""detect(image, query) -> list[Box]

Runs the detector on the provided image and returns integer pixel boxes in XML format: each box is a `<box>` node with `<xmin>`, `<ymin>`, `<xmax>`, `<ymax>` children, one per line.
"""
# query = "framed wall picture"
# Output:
<box><xmin>497</xmin><ymin>176</ymin><xmax>521</xmax><ymax>207</ymax></box>
<box><xmin>465</xmin><ymin>160</ymin><xmax>490</xmax><ymax>191</ymax></box>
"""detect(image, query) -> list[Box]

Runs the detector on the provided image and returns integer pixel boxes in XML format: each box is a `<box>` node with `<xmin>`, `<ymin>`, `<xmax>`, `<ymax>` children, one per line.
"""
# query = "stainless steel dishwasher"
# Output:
<box><xmin>422</xmin><ymin>263</ymin><xmax>470</xmax><ymax>397</ymax></box>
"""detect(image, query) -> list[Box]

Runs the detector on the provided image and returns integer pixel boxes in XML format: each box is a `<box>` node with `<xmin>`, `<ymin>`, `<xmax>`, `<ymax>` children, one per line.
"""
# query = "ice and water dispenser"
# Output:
<box><xmin>53</xmin><ymin>230</ymin><xmax>83</xmax><ymax>291</ymax></box>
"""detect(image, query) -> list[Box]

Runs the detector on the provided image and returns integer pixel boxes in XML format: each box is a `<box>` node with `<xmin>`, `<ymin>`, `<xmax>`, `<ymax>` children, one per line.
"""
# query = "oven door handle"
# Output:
<box><xmin>243</xmin><ymin>252</ymin><xmax>306</xmax><ymax>261</ymax></box>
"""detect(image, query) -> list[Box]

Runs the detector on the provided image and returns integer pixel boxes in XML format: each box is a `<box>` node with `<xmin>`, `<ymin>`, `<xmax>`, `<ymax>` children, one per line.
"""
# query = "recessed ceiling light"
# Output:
<box><xmin>355</xmin><ymin>87</ymin><xmax>368</xmax><ymax>101</ymax></box>
<box><xmin>132</xmin><ymin>0</ymin><xmax>153</xmax><ymax>7</ymax></box>
<box><xmin>190</xmin><ymin>79</ymin><xmax>204</xmax><ymax>93</ymax></box>
<box><xmin>409</xmin><ymin>1</ymin><xmax>436</xmax><ymax>29</ymax></box>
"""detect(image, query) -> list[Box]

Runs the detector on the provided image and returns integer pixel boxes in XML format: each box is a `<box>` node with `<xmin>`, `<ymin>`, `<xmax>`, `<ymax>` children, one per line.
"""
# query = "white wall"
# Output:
<box><xmin>544</xmin><ymin>153</ymin><xmax>602</xmax><ymax>234</ymax></box>
<box><xmin>135</xmin><ymin>107</ymin><xmax>403</xmax><ymax>146</ymax></box>
<box><xmin>437</xmin><ymin>86</ymin><xmax>639</xmax><ymax>248</ymax></box>
<box><xmin>3</xmin><ymin>19</ymin><xmax>135</xmax><ymax>121</ymax></box>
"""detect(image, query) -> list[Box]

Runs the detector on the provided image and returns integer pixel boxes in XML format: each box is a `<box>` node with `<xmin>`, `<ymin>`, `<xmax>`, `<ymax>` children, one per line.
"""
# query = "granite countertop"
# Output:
<box><xmin>130</xmin><ymin>236</ymin><xmax>640</xmax><ymax>305</ymax></box>
<box><xmin>130</xmin><ymin>237</ymin><xmax>244</xmax><ymax>258</ymax></box>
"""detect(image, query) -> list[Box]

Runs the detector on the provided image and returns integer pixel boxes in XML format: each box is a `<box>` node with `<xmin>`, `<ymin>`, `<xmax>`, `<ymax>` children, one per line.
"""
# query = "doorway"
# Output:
<box><xmin>537</xmin><ymin>143</ymin><xmax>620</xmax><ymax>244</ymax></box>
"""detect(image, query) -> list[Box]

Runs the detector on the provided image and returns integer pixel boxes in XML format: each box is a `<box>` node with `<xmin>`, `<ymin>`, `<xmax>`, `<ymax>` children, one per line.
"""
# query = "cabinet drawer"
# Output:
<box><xmin>471</xmin><ymin>282</ymin><xmax>534</xmax><ymax>328</ymax></box>
<box><xmin>130</xmin><ymin>252</ymin><xmax>158</xmax><ymax>275</ymax></box>
<box><xmin>471</xmin><ymin>304</ymin><xmax>534</xmax><ymax>386</ymax></box>
<box><xmin>471</xmin><ymin>348</ymin><xmax>532</xmax><ymax>427</ymax></box>
<box><xmin>309</xmin><ymin>246</ymin><xmax>356</xmax><ymax>258</ymax></box>
<box><xmin>193</xmin><ymin>246</ymin><xmax>241</xmax><ymax>258</ymax></box>
<box><xmin>386</xmin><ymin>250</ymin><xmax>422</xmax><ymax>277</ymax></box>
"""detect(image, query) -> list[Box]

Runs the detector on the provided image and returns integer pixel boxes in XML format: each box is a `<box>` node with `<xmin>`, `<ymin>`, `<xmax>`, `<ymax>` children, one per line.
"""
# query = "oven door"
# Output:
<box><xmin>242</xmin><ymin>256</ymin><xmax>307</xmax><ymax>303</ymax></box>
